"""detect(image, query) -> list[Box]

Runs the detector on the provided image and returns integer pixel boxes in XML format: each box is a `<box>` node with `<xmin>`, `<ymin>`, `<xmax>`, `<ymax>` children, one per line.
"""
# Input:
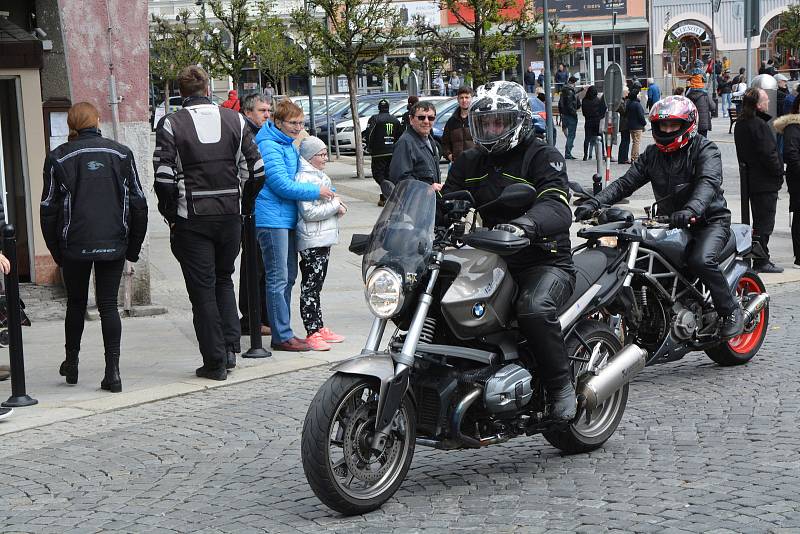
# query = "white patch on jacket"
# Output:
<box><xmin>295</xmin><ymin>158</ymin><xmax>341</xmax><ymax>251</ymax></box>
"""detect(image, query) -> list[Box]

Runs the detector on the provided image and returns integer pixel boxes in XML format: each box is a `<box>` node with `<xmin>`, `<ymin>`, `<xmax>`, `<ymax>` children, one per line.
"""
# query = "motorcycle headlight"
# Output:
<box><xmin>365</xmin><ymin>267</ymin><xmax>404</xmax><ymax>318</ymax></box>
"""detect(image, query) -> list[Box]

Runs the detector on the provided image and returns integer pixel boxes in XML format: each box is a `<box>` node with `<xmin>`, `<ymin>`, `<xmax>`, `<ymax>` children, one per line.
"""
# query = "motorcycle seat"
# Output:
<box><xmin>559</xmin><ymin>248</ymin><xmax>616</xmax><ymax>314</ymax></box>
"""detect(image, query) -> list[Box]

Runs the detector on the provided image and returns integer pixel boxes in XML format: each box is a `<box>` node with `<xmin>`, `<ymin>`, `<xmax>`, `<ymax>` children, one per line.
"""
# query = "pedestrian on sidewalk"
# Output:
<box><xmin>524</xmin><ymin>66</ymin><xmax>537</xmax><ymax>94</ymax></box>
<box><xmin>295</xmin><ymin>137</ymin><xmax>347</xmax><ymax>351</ymax></box>
<box><xmin>626</xmin><ymin>85</ymin><xmax>647</xmax><ymax>162</ymax></box>
<box><xmin>617</xmin><ymin>86</ymin><xmax>631</xmax><ymax>164</ymax></box>
<box><xmin>255</xmin><ymin>100</ymin><xmax>335</xmax><ymax>352</ymax></box>
<box><xmin>442</xmin><ymin>87</ymin><xmax>475</xmax><ymax>164</ymax></box>
<box><xmin>686</xmin><ymin>86</ymin><xmax>713</xmax><ymax>138</ymax></box>
<box><xmin>646</xmin><ymin>78</ymin><xmax>661</xmax><ymax>111</ymax></box>
<box><xmin>364</xmin><ymin>99</ymin><xmax>401</xmax><ymax>206</ymax></box>
<box><xmin>42</xmin><ymin>102</ymin><xmax>148</xmax><ymax>392</ymax></box>
<box><xmin>154</xmin><ymin>66</ymin><xmax>266</xmax><ymax>381</ymax></box>
<box><xmin>221</xmin><ymin>90</ymin><xmax>241</xmax><ymax>112</ymax></box>
<box><xmin>734</xmin><ymin>88</ymin><xmax>785</xmax><ymax>274</ymax></box>
<box><xmin>581</xmin><ymin>85</ymin><xmax>605</xmax><ymax>160</ymax></box>
<box><xmin>773</xmin><ymin>99</ymin><xmax>800</xmax><ymax>268</ymax></box>
<box><xmin>389</xmin><ymin>100</ymin><xmax>441</xmax><ymax>185</ymax></box>
<box><xmin>718</xmin><ymin>72</ymin><xmax>732</xmax><ymax>118</ymax></box>
<box><xmin>238</xmin><ymin>93</ymin><xmax>272</xmax><ymax>337</ymax></box>
<box><xmin>558</xmin><ymin>75</ymin><xmax>580</xmax><ymax>160</ymax></box>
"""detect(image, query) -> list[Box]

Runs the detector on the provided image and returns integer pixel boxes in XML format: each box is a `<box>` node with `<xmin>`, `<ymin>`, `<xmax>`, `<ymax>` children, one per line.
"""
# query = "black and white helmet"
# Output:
<box><xmin>469</xmin><ymin>81</ymin><xmax>532</xmax><ymax>154</ymax></box>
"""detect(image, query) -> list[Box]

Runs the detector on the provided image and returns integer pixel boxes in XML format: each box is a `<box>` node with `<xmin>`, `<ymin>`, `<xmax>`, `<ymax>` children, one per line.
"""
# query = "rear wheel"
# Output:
<box><xmin>301</xmin><ymin>374</ymin><xmax>416</xmax><ymax>515</ymax></box>
<box><xmin>543</xmin><ymin>321</ymin><xmax>627</xmax><ymax>454</ymax></box>
<box><xmin>705</xmin><ymin>271</ymin><xmax>769</xmax><ymax>366</ymax></box>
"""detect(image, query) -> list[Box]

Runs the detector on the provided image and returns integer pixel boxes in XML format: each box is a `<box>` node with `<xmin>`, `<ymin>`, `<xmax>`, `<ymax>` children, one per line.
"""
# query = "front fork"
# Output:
<box><xmin>370</xmin><ymin>252</ymin><xmax>443</xmax><ymax>451</ymax></box>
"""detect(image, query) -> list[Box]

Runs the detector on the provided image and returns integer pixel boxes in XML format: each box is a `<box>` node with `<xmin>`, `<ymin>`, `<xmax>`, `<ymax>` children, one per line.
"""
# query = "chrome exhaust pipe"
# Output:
<box><xmin>743</xmin><ymin>293</ymin><xmax>769</xmax><ymax>324</ymax></box>
<box><xmin>578</xmin><ymin>343</ymin><xmax>647</xmax><ymax>412</ymax></box>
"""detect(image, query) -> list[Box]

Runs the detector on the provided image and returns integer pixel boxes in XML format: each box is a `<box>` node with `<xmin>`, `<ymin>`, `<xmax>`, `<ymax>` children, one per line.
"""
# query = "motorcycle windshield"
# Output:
<box><xmin>362</xmin><ymin>179</ymin><xmax>436</xmax><ymax>284</ymax></box>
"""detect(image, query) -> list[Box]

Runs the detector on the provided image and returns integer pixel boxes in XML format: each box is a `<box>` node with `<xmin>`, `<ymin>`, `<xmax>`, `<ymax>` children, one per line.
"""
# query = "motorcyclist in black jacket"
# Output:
<box><xmin>442</xmin><ymin>81</ymin><xmax>578</xmax><ymax>422</ymax></box>
<box><xmin>364</xmin><ymin>99</ymin><xmax>401</xmax><ymax>206</ymax></box>
<box><xmin>575</xmin><ymin>95</ymin><xmax>744</xmax><ymax>338</ymax></box>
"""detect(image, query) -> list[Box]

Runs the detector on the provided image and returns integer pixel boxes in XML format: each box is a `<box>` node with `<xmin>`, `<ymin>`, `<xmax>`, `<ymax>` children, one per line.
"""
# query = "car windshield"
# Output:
<box><xmin>363</xmin><ymin>179</ymin><xmax>436</xmax><ymax>285</ymax></box>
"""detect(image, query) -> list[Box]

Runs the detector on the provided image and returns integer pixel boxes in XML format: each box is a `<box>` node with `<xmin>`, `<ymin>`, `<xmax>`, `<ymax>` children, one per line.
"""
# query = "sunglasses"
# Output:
<box><xmin>415</xmin><ymin>115</ymin><xmax>436</xmax><ymax>122</ymax></box>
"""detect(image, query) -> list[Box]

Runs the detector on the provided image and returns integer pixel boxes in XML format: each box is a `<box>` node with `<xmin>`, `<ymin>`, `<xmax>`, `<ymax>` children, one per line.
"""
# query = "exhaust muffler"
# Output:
<box><xmin>577</xmin><ymin>343</ymin><xmax>647</xmax><ymax>412</ymax></box>
<box><xmin>743</xmin><ymin>293</ymin><xmax>769</xmax><ymax>324</ymax></box>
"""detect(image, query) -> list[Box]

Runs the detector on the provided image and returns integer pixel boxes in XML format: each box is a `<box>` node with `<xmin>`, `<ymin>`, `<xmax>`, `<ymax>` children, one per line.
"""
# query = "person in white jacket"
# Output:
<box><xmin>295</xmin><ymin>137</ymin><xmax>347</xmax><ymax>351</ymax></box>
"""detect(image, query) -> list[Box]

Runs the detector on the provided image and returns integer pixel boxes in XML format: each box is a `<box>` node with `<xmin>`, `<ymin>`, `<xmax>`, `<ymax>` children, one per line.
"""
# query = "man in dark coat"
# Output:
<box><xmin>524</xmin><ymin>66</ymin><xmax>537</xmax><ymax>93</ymax></box>
<box><xmin>686</xmin><ymin>88</ymin><xmax>713</xmax><ymax>137</ymax></box>
<box><xmin>389</xmin><ymin>100</ymin><xmax>441</xmax><ymax>185</ymax></box>
<box><xmin>441</xmin><ymin>87</ymin><xmax>475</xmax><ymax>163</ymax></box>
<box><xmin>558</xmin><ymin>75</ymin><xmax>580</xmax><ymax>159</ymax></box>
<box><xmin>734</xmin><ymin>88</ymin><xmax>785</xmax><ymax>273</ymax></box>
<box><xmin>364</xmin><ymin>99</ymin><xmax>401</xmax><ymax>205</ymax></box>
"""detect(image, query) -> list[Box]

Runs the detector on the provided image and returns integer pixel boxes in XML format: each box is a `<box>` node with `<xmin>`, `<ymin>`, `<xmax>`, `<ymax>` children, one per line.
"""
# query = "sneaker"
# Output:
<box><xmin>306</xmin><ymin>332</ymin><xmax>331</xmax><ymax>351</ymax></box>
<box><xmin>271</xmin><ymin>337</ymin><xmax>310</xmax><ymax>352</ymax></box>
<box><xmin>319</xmin><ymin>327</ymin><xmax>345</xmax><ymax>343</ymax></box>
<box><xmin>0</xmin><ymin>407</ymin><xmax>12</xmax><ymax>421</ymax></box>
<box><xmin>719</xmin><ymin>307</ymin><xmax>744</xmax><ymax>339</ymax></box>
<box><xmin>754</xmin><ymin>261</ymin><xmax>784</xmax><ymax>274</ymax></box>
<box><xmin>196</xmin><ymin>365</ymin><xmax>227</xmax><ymax>381</ymax></box>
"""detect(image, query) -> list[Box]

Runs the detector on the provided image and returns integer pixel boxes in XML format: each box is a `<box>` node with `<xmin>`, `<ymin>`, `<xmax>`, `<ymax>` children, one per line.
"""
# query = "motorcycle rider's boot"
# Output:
<box><xmin>100</xmin><ymin>352</ymin><xmax>122</xmax><ymax>393</ymax></box>
<box><xmin>59</xmin><ymin>348</ymin><xmax>80</xmax><ymax>385</ymax></box>
<box><xmin>719</xmin><ymin>307</ymin><xmax>745</xmax><ymax>339</ymax></box>
<box><xmin>547</xmin><ymin>381</ymin><xmax>577</xmax><ymax>422</ymax></box>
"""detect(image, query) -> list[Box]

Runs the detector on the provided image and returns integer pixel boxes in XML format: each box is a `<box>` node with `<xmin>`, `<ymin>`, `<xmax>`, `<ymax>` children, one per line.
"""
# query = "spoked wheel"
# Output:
<box><xmin>705</xmin><ymin>271</ymin><xmax>769</xmax><ymax>366</ymax></box>
<box><xmin>301</xmin><ymin>374</ymin><xmax>416</xmax><ymax>515</ymax></box>
<box><xmin>543</xmin><ymin>321</ymin><xmax>627</xmax><ymax>454</ymax></box>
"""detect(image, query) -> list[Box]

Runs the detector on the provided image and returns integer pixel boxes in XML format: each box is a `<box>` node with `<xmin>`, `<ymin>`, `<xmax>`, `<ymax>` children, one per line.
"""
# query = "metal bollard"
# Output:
<box><xmin>2</xmin><ymin>224</ymin><xmax>37</xmax><ymax>407</ymax></box>
<box><xmin>241</xmin><ymin>214</ymin><xmax>271</xmax><ymax>359</ymax></box>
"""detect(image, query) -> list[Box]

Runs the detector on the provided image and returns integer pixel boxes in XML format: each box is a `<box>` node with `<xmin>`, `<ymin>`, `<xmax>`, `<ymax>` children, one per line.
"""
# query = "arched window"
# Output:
<box><xmin>663</xmin><ymin>20</ymin><xmax>712</xmax><ymax>75</ymax></box>
<box><xmin>759</xmin><ymin>13</ymin><xmax>788</xmax><ymax>68</ymax></box>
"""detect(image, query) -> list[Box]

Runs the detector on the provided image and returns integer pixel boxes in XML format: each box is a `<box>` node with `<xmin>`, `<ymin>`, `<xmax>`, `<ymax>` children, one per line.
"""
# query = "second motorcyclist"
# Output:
<box><xmin>575</xmin><ymin>95</ymin><xmax>744</xmax><ymax>338</ymax></box>
<box><xmin>442</xmin><ymin>81</ymin><xmax>577</xmax><ymax>422</ymax></box>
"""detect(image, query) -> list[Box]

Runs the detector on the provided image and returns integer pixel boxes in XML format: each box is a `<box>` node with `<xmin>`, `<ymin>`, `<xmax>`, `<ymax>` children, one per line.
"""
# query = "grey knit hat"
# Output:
<box><xmin>299</xmin><ymin>136</ymin><xmax>327</xmax><ymax>162</ymax></box>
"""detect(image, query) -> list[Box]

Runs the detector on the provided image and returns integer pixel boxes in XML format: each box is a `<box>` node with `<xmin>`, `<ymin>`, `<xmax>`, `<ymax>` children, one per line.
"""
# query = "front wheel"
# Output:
<box><xmin>705</xmin><ymin>271</ymin><xmax>769</xmax><ymax>366</ymax></box>
<box><xmin>543</xmin><ymin>321</ymin><xmax>627</xmax><ymax>455</ymax></box>
<box><xmin>301</xmin><ymin>373</ymin><xmax>416</xmax><ymax>515</ymax></box>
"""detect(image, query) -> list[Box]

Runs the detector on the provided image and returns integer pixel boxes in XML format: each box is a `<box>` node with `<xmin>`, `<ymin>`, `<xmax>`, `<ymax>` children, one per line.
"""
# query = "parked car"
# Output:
<box><xmin>152</xmin><ymin>94</ymin><xmax>223</xmax><ymax>129</ymax></box>
<box><xmin>317</xmin><ymin>93</ymin><xmax>409</xmax><ymax>149</ymax></box>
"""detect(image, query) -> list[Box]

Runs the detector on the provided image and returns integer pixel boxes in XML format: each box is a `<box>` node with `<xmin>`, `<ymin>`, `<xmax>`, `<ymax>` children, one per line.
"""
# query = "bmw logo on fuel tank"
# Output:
<box><xmin>472</xmin><ymin>302</ymin><xmax>486</xmax><ymax>319</ymax></box>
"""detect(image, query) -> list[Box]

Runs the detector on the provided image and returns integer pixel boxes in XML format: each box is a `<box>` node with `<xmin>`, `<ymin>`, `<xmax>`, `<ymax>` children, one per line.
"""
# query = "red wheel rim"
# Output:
<box><xmin>728</xmin><ymin>276</ymin><xmax>766</xmax><ymax>354</ymax></box>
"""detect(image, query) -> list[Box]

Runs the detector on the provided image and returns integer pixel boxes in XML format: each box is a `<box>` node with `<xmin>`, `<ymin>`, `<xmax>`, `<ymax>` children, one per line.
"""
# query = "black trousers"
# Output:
<box><xmin>793</xmin><ymin>210</ymin><xmax>800</xmax><ymax>263</ymax></box>
<box><xmin>62</xmin><ymin>257</ymin><xmax>125</xmax><ymax>356</ymax></box>
<box><xmin>618</xmin><ymin>131</ymin><xmax>630</xmax><ymax>162</ymax></box>
<box><xmin>171</xmin><ymin>218</ymin><xmax>241</xmax><ymax>370</ymax></box>
<box><xmin>687</xmin><ymin>223</ymin><xmax>738</xmax><ymax>315</ymax></box>
<box><xmin>371</xmin><ymin>156</ymin><xmax>391</xmax><ymax>188</ymax></box>
<box><xmin>238</xmin><ymin>227</ymin><xmax>269</xmax><ymax>328</ymax></box>
<box><xmin>515</xmin><ymin>265</ymin><xmax>576</xmax><ymax>389</ymax></box>
<box><xmin>750</xmin><ymin>191</ymin><xmax>779</xmax><ymax>261</ymax></box>
<box><xmin>583</xmin><ymin>127</ymin><xmax>600</xmax><ymax>158</ymax></box>
<box><xmin>299</xmin><ymin>246</ymin><xmax>331</xmax><ymax>335</ymax></box>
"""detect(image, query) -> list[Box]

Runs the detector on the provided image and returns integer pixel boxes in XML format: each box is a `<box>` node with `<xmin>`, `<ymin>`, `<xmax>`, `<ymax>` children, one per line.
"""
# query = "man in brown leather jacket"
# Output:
<box><xmin>441</xmin><ymin>87</ymin><xmax>475</xmax><ymax>163</ymax></box>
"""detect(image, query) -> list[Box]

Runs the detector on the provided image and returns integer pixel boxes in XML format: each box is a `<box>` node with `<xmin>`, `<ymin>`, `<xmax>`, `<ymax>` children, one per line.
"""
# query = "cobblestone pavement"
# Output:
<box><xmin>2</xmin><ymin>285</ymin><xmax>799</xmax><ymax>533</ymax></box>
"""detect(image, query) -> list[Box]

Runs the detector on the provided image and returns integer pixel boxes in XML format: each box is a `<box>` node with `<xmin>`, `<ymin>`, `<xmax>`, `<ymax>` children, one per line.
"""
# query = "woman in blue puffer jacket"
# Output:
<box><xmin>255</xmin><ymin>100</ymin><xmax>334</xmax><ymax>352</ymax></box>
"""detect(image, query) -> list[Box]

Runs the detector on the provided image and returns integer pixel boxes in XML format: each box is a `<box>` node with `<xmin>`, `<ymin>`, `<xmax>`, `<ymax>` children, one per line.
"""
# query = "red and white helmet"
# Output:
<box><xmin>648</xmin><ymin>96</ymin><xmax>698</xmax><ymax>153</ymax></box>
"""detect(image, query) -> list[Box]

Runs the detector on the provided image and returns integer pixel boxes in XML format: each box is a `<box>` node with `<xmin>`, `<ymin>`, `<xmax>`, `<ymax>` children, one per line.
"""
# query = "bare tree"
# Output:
<box><xmin>198</xmin><ymin>0</ymin><xmax>255</xmax><ymax>90</ymax></box>
<box><xmin>149</xmin><ymin>10</ymin><xmax>205</xmax><ymax>115</ymax></box>
<box><xmin>248</xmin><ymin>3</ymin><xmax>306</xmax><ymax>93</ymax></box>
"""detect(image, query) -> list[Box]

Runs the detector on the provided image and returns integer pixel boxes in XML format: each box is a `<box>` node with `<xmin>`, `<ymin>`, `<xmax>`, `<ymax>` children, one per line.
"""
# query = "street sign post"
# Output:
<box><xmin>603</xmin><ymin>63</ymin><xmax>624</xmax><ymax>187</ymax></box>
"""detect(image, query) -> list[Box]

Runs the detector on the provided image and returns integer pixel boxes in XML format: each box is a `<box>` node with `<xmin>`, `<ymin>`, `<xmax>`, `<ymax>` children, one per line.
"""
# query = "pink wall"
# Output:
<box><xmin>58</xmin><ymin>0</ymin><xmax>148</xmax><ymax>123</ymax></box>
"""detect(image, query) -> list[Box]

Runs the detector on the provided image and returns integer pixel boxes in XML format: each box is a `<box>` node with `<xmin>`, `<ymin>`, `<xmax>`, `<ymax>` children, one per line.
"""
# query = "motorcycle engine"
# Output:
<box><xmin>672</xmin><ymin>306</ymin><xmax>697</xmax><ymax>340</ymax></box>
<box><xmin>483</xmin><ymin>364</ymin><xmax>533</xmax><ymax>414</ymax></box>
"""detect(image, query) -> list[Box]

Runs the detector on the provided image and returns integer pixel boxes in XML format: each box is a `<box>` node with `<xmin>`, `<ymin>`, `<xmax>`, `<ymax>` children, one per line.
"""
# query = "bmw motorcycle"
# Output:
<box><xmin>568</xmin><ymin>181</ymin><xmax>770</xmax><ymax>367</ymax></box>
<box><xmin>301</xmin><ymin>179</ymin><xmax>649</xmax><ymax>515</ymax></box>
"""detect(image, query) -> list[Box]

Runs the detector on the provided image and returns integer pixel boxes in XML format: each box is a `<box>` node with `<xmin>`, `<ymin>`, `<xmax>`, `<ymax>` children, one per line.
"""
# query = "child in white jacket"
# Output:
<box><xmin>295</xmin><ymin>137</ymin><xmax>347</xmax><ymax>351</ymax></box>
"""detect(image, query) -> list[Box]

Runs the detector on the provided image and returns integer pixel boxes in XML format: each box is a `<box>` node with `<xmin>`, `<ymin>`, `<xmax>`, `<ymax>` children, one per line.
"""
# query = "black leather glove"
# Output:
<box><xmin>574</xmin><ymin>200</ymin><xmax>599</xmax><ymax>221</ymax></box>
<box><xmin>494</xmin><ymin>223</ymin><xmax>526</xmax><ymax>238</ymax></box>
<box><xmin>670</xmin><ymin>209</ymin><xmax>696</xmax><ymax>229</ymax></box>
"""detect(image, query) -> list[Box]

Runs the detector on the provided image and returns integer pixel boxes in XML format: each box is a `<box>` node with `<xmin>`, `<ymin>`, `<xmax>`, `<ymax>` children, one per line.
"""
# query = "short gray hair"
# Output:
<box><xmin>242</xmin><ymin>93</ymin><xmax>269</xmax><ymax>114</ymax></box>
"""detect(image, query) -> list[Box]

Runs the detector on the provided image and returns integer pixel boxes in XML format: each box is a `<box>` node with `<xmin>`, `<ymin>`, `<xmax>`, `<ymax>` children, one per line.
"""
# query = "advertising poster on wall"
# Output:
<box><xmin>545</xmin><ymin>0</ymin><xmax>627</xmax><ymax>18</ymax></box>
<box><xmin>626</xmin><ymin>45</ymin><xmax>647</xmax><ymax>77</ymax></box>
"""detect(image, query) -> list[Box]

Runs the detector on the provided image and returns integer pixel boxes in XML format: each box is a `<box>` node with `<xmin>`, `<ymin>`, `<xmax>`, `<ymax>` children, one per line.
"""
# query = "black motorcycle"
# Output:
<box><xmin>569</xmin><ymin>181</ymin><xmax>770</xmax><ymax>367</ymax></box>
<box><xmin>301</xmin><ymin>180</ymin><xmax>649</xmax><ymax>515</ymax></box>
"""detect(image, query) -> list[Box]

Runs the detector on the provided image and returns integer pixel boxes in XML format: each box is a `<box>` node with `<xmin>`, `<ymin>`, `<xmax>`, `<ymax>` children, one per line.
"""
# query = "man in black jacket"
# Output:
<box><xmin>558</xmin><ymin>76</ymin><xmax>580</xmax><ymax>159</ymax></box>
<box><xmin>734</xmin><ymin>88</ymin><xmax>785</xmax><ymax>273</ymax></box>
<box><xmin>364</xmin><ymin>99</ymin><xmax>401</xmax><ymax>205</ymax></box>
<box><xmin>389</xmin><ymin>100</ymin><xmax>441</xmax><ymax>185</ymax></box>
<box><xmin>154</xmin><ymin>66</ymin><xmax>266</xmax><ymax>380</ymax></box>
<box><xmin>576</xmin><ymin>95</ymin><xmax>745</xmax><ymax>338</ymax></box>
<box><xmin>443</xmin><ymin>81</ymin><xmax>577</xmax><ymax>422</ymax></box>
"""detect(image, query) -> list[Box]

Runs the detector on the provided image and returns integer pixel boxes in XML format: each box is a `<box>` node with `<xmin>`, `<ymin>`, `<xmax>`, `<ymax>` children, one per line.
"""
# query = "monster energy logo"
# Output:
<box><xmin>385</xmin><ymin>123</ymin><xmax>394</xmax><ymax>136</ymax></box>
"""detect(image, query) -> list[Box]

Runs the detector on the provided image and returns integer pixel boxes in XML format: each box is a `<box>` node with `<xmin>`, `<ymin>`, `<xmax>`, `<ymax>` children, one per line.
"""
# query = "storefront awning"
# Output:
<box><xmin>442</xmin><ymin>17</ymin><xmax>649</xmax><ymax>40</ymax></box>
<box><xmin>0</xmin><ymin>17</ymin><xmax>43</xmax><ymax>69</ymax></box>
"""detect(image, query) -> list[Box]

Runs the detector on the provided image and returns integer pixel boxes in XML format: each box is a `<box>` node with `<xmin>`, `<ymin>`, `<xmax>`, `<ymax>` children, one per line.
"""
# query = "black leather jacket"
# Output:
<box><xmin>593</xmin><ymin>135</ymin><xmax>731</xmax><ymax>224</ymax></box>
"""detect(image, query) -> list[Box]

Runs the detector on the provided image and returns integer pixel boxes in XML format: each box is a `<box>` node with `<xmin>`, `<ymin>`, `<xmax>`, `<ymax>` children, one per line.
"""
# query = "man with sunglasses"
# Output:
<box><xmin>389</xmin><ymin>101</ymin><xmax>441</xmax><ymax>186</ymax></box>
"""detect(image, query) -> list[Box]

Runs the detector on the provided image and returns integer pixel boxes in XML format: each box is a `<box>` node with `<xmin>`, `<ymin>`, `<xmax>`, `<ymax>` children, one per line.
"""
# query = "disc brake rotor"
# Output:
<box><xmin>342</xmin><ymin>402</ymin><xmax>401</xmax><ymax>483</ymax></box>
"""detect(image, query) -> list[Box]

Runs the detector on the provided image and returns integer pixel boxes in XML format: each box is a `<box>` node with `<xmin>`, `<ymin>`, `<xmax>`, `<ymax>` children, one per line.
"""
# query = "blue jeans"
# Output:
<box><xmin>257</xmin><ymin>227</ymin><xmax>298</xmax><ymax>344</ymax></box>
<box><xmin>721</xmin><ymin>93</ymin><xmax>732</xmax><ymax>116</ymax></box>
<box><xmin>561</xmin><ymin>114</ymin><xmax>578</xmax><ymax>157</ymax></box>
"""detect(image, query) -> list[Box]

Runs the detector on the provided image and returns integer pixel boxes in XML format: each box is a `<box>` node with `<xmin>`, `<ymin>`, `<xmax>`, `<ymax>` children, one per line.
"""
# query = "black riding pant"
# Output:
<box><xmin>171</xmin><ymin>217</ymin><xmax>241</xmax><ymax>370</ymax></box>
<box><xmin>750</xmin><ymin>191</ymin><xmax>778</xmax><ymax>261</ymax></box>
<box><xmin>371</xmin><ymin>156</ymin><xmax>392</xmax><ymax>188</ymax></box>
<box><xmin>62</xmin><ymin>257</ymin><xmax>125</xmax><ymax>355</ymax></box>
<box><xmin>687</xmin><ymin>223</ymin><xmax>738</xmax><ymax>315</ymax></box>
<box><xmin>514</xmin><ymin>265</ymin><xmax>576</xmax><ymax>390</ymax></box>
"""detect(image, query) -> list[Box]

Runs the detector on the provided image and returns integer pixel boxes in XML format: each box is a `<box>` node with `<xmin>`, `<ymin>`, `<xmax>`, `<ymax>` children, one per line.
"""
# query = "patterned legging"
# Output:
<box><xmin>299</xmin><ymin>246</ymin><xmax>331</xmax><ymax>336</ymax></box>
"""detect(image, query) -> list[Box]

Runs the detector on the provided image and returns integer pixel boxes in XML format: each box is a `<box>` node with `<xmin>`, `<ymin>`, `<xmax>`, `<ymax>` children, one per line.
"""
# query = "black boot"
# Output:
<box><xmin>59</xmin><ymin>349</ymin><xmax>79</xmax><ymax>385</ymax></box>
<box><xmin>226</xmin><ymin>350</ymin><xmax>237</xmax><ymax>370</ymax></box>
<box><xmin>547</xmin><ymin>382</ymin><xmax>577</xmax><ymax>422</ymax></box>
<box><xmin>100</xmin><ymin>353</ymin><xmax>122</xmax><ymax>393</ymax></box>
<box><xmin>719</xmin><ymin>307</ymin><xmax>744</xmax><ymax>339</ymax></box>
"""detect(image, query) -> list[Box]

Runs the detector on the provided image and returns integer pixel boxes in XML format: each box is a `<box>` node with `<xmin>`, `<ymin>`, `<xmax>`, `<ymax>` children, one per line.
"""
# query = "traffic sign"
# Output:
<box><xmin>603</xmin><ymin>63</ymin><xmax>624</xmax><ymax>110</ymax></box>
